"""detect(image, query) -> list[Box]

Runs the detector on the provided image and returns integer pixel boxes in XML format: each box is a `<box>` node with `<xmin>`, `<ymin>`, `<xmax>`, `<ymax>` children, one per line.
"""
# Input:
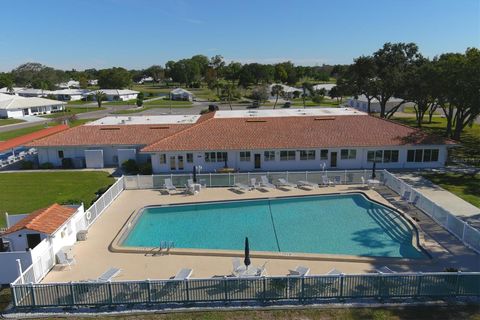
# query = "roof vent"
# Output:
<box><xmin>100</xmin><ymin>127</ymin><xmax>121</xmax><ymax>130</ymax></box>
<box><xmin>246</xmin><ymin>119</ymin><xmax>267</xmax><ymax>123</ymax></box>
<box><xmin>149</xmin><ymin>126</ymin><xmax>170</xmax><ymax>129</ymax></box>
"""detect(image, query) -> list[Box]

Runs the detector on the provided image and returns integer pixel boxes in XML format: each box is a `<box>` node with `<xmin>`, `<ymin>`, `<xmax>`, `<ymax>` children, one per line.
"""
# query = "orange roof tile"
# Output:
<box><xmin>0</xmin><ymin>124</ymin><xmax>69</xmax><ymax>153</ymax></box>
<box><xmin>3</xmin><ymin>204</ymin><xmax>77</xmax><ymax>235</ymax></box>
<box><xmin>142</xmin><ymin>114</ymin><xmax>455</xmax><ymax>152</ymax></box>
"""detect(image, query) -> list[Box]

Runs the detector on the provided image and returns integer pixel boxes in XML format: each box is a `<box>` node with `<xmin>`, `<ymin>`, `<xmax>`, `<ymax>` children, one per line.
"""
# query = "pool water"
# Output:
<box><xmin>122</xmin><ymin>194</ymin><xmax>425</xmax><ymax>259</ymax></box>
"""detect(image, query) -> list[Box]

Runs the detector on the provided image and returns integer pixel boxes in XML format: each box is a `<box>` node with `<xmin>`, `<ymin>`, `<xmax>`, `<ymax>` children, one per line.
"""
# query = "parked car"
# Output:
<box><xmin>282</xmin><ymin>101</ymin><xmax>291</xmax><ymax>108</ymax></box>
<box><xmin>251</xmin><ymin>100</ymin><xmax>260</xmax><ymax>108</ymax></box>
<box><xmin>208</xmin><ymin>104</ymin><xmax>219</xmax><ymax>112</ymax></box>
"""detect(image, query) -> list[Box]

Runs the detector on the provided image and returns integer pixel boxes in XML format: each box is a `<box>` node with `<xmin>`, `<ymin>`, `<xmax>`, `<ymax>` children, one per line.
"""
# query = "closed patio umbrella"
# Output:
<box><xmin>371</xmin><ymin>161</ymin><xmax>376</xmax><ymax>180</ymax></box>
<box><xmin>193</xmin><ymin>165</ymin><xmax>197</xmax><ymax>183</ymax></box>
<box><xmin>244</xmin><ymin>237</ymin><xmax>251</xmax><ymax>269</ymax></box>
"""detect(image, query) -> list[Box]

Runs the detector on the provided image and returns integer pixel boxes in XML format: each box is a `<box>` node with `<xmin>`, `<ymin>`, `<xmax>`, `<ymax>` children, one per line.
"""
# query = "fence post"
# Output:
<box><xmin>209</xmin><ymin>173</ymin><xmax>212</xmax><ymax>187</ymax></box>
<box><xmin>263</xmin><ymin>276</ymin><xmax>267</xmax><ymax>302</ymax></box>
<box><xmin>28</xmin><ymin>283</ymin><xmax>36</xmax><ymax>307</ymax></box>
<box><xmin>16</xmin><ymin>259</ymin><xmax>24</xmax><ymax>284</ymax></box>
<box><xmin>344</xmin><ymin>170</ymin><xmax>347</xmax><ymax>184</ymax></box>
<box><xmin>185</xmin><ymin>280</ymin><xmax>190</xmax><ymax>302</ymax></box>
<box><xmin>286</xmin><ymin>171</ymin><xmax>289</xmax><ymax>182</ymax></box>
<box><xmin>108</xmin><ymin>281</ymin><xmax>113</xmax><ymax>305</ymax></box>
<box><xmin>147</xmin><ymin>279</ymin><xmax>152</xmax><ymax>304</ymax></box>
<box><xmin>70</xmin><ymin>281</ymin><xmax>75</xmax><ymax>306</ymax></box>
<box><xmin>339</xmin><ymin>274</ymin><xmax>344</xmax><ymax>299</ymax></box>
<box><xmin>223</xmin><ymin>277</ymin><xmax>228</xmax><ymax>303</ymax></box>
<box><xmin>136</xmin><ymin>174</ymin><xmax>140</xmax><ymax>189</ymax></box>
<box><xmin>455</xmin><ymin>271</ymin><xmax>461</xmax><ymax>295</ymax></box>
<box><xmin>461</xmin><ymin>222</ymin><xmax>467</xmax><ymax>242</ymax></box>
<box><xmin>300</xmin><ymin>276</ymin><xmax>305</xmax><ymax>301</ymax></box>
<box><xmin>416</xmin><ymin>273</ymin><xmax>423</xmax><ymax>298</ymax></box>
<box><xmin>305</xmin><ymin>171</ymin><xmax>308</xmax><ymax>182</ymax></box>
<box><xmin>10</xmin><ymin>286</ymin><xmax>17</xmax><ymax>308</ymax></box>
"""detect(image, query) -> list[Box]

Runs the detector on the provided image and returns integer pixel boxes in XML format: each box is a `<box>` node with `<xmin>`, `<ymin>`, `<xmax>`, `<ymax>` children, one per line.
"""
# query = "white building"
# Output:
<box><xmin>170</xmin><ymin>88</ymin><xmax>194</xmax><ymax>101</ymax></box>
<box><xmin>312</xmin><ymin>83</ymin><xmax>336</xmax><ymax>93</ymax></box>
<box><xmin>57</xmin><ymin>80</ymin><xmax>80</xmax><ymax>89</ymax></box>
<box><xmin>268</xmin><ymin>84</ymin><xmax>302</xmax><ymax>99</ymax></box>
<box><xmin>0</xmin><ymin>203</ymin><xmax>85</xmax><ymax>284</ymax></box>
<box><xmin>85</xmin><ymin>89</ymin><xmax>139</xmax><ymax>101</ymax></box>
<box><xmin>0</xmin><ymin>93</ymin><xmax>66</xmax><ymax>118</ymax></box>
<box><xmin>51</xmin><ymin>89</ymin><xmax>89</xmax><ymax>101</ymax></box>
<box><xmin>30</xmin><ymin>109</ymin><xmax>455</xmax><ymax>171</ymax></box>
<box><xmin>138</xmin><ymin>76</ymin><xmax>154</xmax><ymax>84</ymax></box>
<box><xmin>0</xmin><ymin>87</ymin><xmax>26</xmax><ymax>95</ymax></box>
<box><xmin>88</xmin><ymin>79</ymin><xmax>98</xmax><ymax>86</ymax></box>
<box><xmin>348</xmin><ymin>95</ymin><xmax>407</xmax><ymax>113</ymax></box>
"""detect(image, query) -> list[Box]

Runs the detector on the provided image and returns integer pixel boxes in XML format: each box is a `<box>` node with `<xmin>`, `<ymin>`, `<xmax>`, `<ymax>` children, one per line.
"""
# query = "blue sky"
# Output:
<box><xmin>0</xmin><ymin>0</ymin><xmax>478</xmax><ymax>71</ymax></box>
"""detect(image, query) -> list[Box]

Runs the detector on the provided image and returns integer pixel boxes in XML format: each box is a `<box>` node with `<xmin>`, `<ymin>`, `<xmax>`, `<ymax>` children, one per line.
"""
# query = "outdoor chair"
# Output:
<box><xmin>276</xmin><ymin>178</ymin><xmax>296</xmax><ymax>189</ymax></box>
<box><xmin>163</xmin><ymin>178</ymin><xmax>177</xmax><ymax>194</ymax></box>
<box><xmin>232</xmin><ymin>258</ymin><xmax>244</xmax><ymax>276</ymax></box>
<box><xmin>288</xmin><ymin>265</ymin><xmax>310</xmax><ymax>277</ymax></box>
<box><xmin>321</xmin><ymin>175</ymin><xmax>333</xmax><ymax>187</ymax></box>
<box><xmin>97</xmin><ymin>267</ymin><xmax>121</xmax><ymax>282</ymax></box>
<box><xmin>234</xmin><ymin>182</ymin><xmax>251</xmax><ymax>192</ymax></box>
<box><xmin>249</xmin><ymin>178</ymin><xmax>259</xmax><ymax>189</ymax></box>
<box><xmin>297</xmin><ymin>180</ymin><xmax>317</xmax><ymax>189</ymax></box>
<box><xmin>173</xmin><ymin>268</ymin><xmax>193</xmax><ymax>280</ymax></box>
<box><xmin>260</xmin><ymin>176</ymin><xmax>276</xmax><ymax>189</ymax></box>
<box><xmin>326</xmin><ymin>268</ymin><xmax>343</xmax><ymax>275</ymax></box>
<box><xmin>56</xmin><ymin>250</ymin><xmax>76</xmax><ymax>270</ymax></box>
<box><xmin>376</xmin><ymin>266</ymin><xmax>395</xmax><ymax>274</ymax></box>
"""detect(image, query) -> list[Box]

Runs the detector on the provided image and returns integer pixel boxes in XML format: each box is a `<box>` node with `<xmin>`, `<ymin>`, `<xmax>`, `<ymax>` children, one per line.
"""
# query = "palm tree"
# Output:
<box><xmin>221</xmin><ymin>84</ymin><xmax>235</xmax><ymax>110</ymax></box>
<box><xmin>6</xmin><ymin>83</ymin><xmax>14</xmax><ymax>94</ymax></box>
<box><xmin>271</xmin><ymin>84</ymin><xmax>284</xmax><ymax>109</ymax></box>
<box><xmin>94</xmin><ymin>90</ymin><xmax>106</xmax><ymax>108</ymax></box>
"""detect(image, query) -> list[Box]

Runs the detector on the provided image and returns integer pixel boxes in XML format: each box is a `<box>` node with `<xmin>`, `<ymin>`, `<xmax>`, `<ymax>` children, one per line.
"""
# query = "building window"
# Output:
<box><xmin>186</xmin><ymin>153</ymin><xmax>193</xmax><ymax>163</ymax></box>
<box><xmin>320</xmin><ymin>149</ymin><xmax>328</xmax><ymax>160</ymax></box>
<box><xmin>299</xmin><ymin>150</ymin><xmax>315</xmax><ymax>160</ymax></box>
<box><xmin>367</xmin><ymin>150</ymin><xmax>399</xmax><ymax>163</ymax></box>
<box><xmin>240</xmin><ymin>151</ymin><xmax>251</xmax><ymax>162</ymax></box>
<box><xmin>280</xmin><ymin>150</ymin><xmax>296</xmax><ymax>161</ymax></box>
<box><xmin>407</xmin><ymin>149</ymin><xmax>439</xmax><ymax>162</ymax></box>
<box><xmin>340</xmin><ymin>149</ymin><xmax>356</xmax><ymax>160</ymax></box>
<box><xmin>205</xmin><ymin>152</ymin><xmax>227</xmax><ymax>162</ymax></box>
<box><xmin>264</xmin><ymin>151</ymin><xmax>275</xmax><ymax>161</ymax></box>
<box><xmin>58</xmin><ymin>150</ymin><xmax>64</xmax><ymax>158</ymax></box>
<box><xmin>159</xmin><ymin>154</ymin><xmax>166</xmax><ymax>164</ymax></box>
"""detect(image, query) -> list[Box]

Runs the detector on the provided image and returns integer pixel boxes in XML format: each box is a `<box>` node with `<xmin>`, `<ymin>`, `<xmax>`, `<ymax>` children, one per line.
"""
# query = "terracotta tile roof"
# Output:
<box><xmin>0</xmin><ymin>124</ymin><xmax>69</xmax><ymax>153</ymax></box>
<box><xmin>27</xmin><ymin>123</ymin><xmax>192</xmax><ymax>147</ymax></box>
<box><xmin>142</xmin><ymin>114</ymin><xmax>455</xmax><ymax>152</ymax></box>
<box><xmin>3</xmin><ymin>204</ymin><xmax>77</xmax><ymax>235</ymax></box>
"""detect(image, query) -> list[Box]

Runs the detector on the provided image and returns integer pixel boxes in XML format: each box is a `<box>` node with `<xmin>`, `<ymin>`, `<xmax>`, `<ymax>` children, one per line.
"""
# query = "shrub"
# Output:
<box><xmin>121</xmin><ymin>159</ymin><xmax>138</xmax><ymax>174</ymax></box>
<box><xmin>60</xmin><ymin>199</ymin><xmax>83</xmax><ymax>205</ymax></box>
<box><xmin>39</xmin><ymin>162</ymin><xmax>54</xmax><ymax>169</ymax></box>
<box><xmin>61</xmin><ymin>158</ymin><xmax>74</xmax><ymax>169</ymax></box>
<box><xmin>312</xmin><ymin>94</ymin><xmax>324</xmax><ymax>103</ymax></box>
<box><xmin>21</xmin><ymin>160</ymin><xmax>34</xmax><ymax>170</ymax></box>
<box><xmin>139</xmin><ymin>162</ymin><xmax>152</xmax><ymax>175</ymax></box>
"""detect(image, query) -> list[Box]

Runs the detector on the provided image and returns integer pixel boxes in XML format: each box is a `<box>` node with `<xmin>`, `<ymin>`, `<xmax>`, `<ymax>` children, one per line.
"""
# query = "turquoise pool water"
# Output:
<box><xmin>122</xmin><ymin>194</ymin><xmax>425</xmax><ymax>259</ymax></box>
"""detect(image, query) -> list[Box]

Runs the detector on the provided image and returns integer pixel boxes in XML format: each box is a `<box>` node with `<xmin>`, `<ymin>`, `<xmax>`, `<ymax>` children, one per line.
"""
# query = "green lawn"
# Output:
<box><xmin>392</xmin><ymin>117</ymin><xmax>480</xmax><ymax>163</ymax></box>
<box><xmin>131</xmin><ymin>84</ymin><xmax>171</xmax><ymax>95</ymax></box>
<box><xmin>0</xmin><ymin>118</ymin><xmax>25</xmax><ymax>126</ymax></box>
<box><xmin>42</xmin><ymin>107</ymin><xmax>105</xmax><ymax>118</ymax></box>
<box><xmin>0</xmin><ymin>172</ymin><xmax>115</xmax><ymax>227</ymax></box>
<box><xmin>67</xmin><ymin>100</ymin><xmax>92</xmax><ymax>105</ymax></box>
<box><xmin>143</xmin><ymin>99</ymin><xmax>192</xmax><ymax>107</ymax></box>
<box><xmin>421</xmin><ymin>172</ymin><xmax>480</xmax><ymax>208</ymax></box>
<box><xmin>104</xmin><ymin>99</ymin><xmax>137</xmax><ymax>106</ymax></box>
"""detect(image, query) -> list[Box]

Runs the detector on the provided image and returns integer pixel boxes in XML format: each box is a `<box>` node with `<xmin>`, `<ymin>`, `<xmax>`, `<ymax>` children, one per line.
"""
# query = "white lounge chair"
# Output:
<box><xmin>232</xmin><ymin>258</ymin><xmax>244</xmax><ymax>276</ymax></box>
<box><xmin>333</xmin><ymin>176</ymin><xmax>342</xmax><ymax>185</ymax></box>
<box><xmin>376</xmin><ymin>266</ymin><xmax>395</xmax><ymax>274</ymax></box>
<box><xmin>237</xmin><ymin>263</ymin><xmax>267</xmax><ymax>278</ymax></box>
<box><xmin>97</xmin><ymin>267</ymin><xmax>121</xmax><ymax>282</ymax></box>
<box><xmin>174</xmin><ymin>268</ymin><xmax>193</xmax><ymax>280</ymax></box>
<box><xmin>56</xmin><ymin>251</ymin><xmax>76</xmax><ymax>270</ymax></box>
<box><xmin>327</xmin><ymin>268</ymin><xmax>342</xmax><ymax>275</ymax></box>
<box><xmin>185</xmin><ymin>179</ymin><xmax>195</xmax><ymax>194</ymax></box>
<box><xmin>249</xmin><ymin>178</ymin><xmax>259</xmax><ymax>189</ymax></box>
<box><xmin>234</xmin><ymin>182</ymin><xmax>251</xmax><ymax>192</ymax></box>
<box><xmin>288</xmin><ymin>265</ymin><xmax>310</xmax><ymax>277</ymax></box>
<box><xmin>297</xmin><ymin>180</ymin><xmax>317</xmax><ymax>188</ymax></box>
<box><xmin>276</xmin><ymin>178</ymin><xmax>296</xmax><ymax>188</ymax></box>
<box><xmin>260</xmin><ymin>176</ymin><xmax>276</xmax><ymax>189</ymax></box>
<box><xmin>163</xmin><ymin>178</ymin><xmax>177</xmax><ymax>194</ymax></box>
<box><xmin>321</xmin><ymin>175</ymin><xmax>333</xmax><ymax>187</ymax></box>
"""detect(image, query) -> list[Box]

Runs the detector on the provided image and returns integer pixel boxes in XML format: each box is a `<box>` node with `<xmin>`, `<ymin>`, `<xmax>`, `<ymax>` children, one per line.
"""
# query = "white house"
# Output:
<box><xmin>0</xmin><ymin>203</ymin><xmax>85</xmax><ymax>284</ymax></box>
<box><xmin>88</xmin><ymin>79</ymin><xmax>98</xmax><ymax>86</ymax></box>
<box><xmin>312</xmin><ymin>83</ymin><xmax>336</xmax><ymax>93</ymax></box>
<box><xmin>170</xmin><ymin>88</ymin><xmax>194</xmax><ymax>101</ymax></box>
<box><xmin>56</xmin><ymin>80</ymin><xmax>80</xmax><ymax>89</ymax></box>
<box><xmin>86</xmin><ymin>89</ymin><xmax>139</xmax><ymax>101</ymax></box>
<box><xmin>348</xmin><ymin>95</ymin><xmax>407</xmax><ymax>113</ymax></box>
<box><xmin>138</xmin><ymin>76</ymin><xmax>154</xmax><ymax>84</ymax></box>
<box><xmin>0</xmin><ymin>93</ymin><xmax>66</xmax><ymax>118</ymax></box>
<box><xmin>268</xmin><ymin>84</ymin><xmax>302</xmax><ymax>99</ymax></box>
<box><xmin>30</xmin><ymin>109</ymin><xmax>455</xmax><ymax>171</ymax></box>
<box><xmin>51</xmin><ymin>89</ymin><xmax>89</xmax><ymax>101</ymax></box>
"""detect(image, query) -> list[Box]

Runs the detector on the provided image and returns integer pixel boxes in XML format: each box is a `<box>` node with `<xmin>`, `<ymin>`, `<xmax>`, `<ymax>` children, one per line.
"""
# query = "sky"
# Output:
<box><xmin>0</xmin><ymin>0</ymin><xmax>478</xmax><ymax>71</ymax></box>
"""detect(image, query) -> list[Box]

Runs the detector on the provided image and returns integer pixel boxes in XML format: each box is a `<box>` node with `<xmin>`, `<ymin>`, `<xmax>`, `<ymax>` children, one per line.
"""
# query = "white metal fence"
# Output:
<box><xmin>124</xmin><ymin>170</ymin><xmax>382</xmax><ymax>190</ymax></box>
<box><xmin>383</xmin><ymin>170</ymin><xmax>480</xmax><ymax>254</ymax></box>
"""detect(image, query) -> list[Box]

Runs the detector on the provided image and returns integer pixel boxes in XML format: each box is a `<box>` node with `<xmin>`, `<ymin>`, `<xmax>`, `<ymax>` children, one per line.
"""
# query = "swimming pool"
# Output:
<box><xmin>120</xmin><ymin>193</ymin><xmax>425</xmax><ymax>259</ymax></box>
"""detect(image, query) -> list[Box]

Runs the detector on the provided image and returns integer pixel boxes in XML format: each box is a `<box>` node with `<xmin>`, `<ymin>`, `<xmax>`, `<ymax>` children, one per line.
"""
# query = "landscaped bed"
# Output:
<box><xmin>0</xmin><ymin>171</ymin><xmax>115</xmax><ymax>227</ymax></box>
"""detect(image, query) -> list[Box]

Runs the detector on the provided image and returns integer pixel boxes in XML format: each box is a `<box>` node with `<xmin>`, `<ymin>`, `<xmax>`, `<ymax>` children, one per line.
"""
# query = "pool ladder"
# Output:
<box><xmin>159</xmin><ymin>241</ymin><xmax>175</xmax><ymax>251</ymax></box>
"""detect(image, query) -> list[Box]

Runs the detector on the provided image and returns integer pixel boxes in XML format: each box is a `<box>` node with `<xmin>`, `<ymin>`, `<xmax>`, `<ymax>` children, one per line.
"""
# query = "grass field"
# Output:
<box><xmin>143</xmin><ymin>99</ymin><xmax>192</xmax><ymax>107</ymax></box>
<box><xmin>0</xmin><ymin>171</ymin><xmax>115</xmax><ymax>227</ymax></box>
<box><xmin>421</xmin><ymin>172</ymin><xmax>480</xmax><ymax>208</ymax></box>
<box><xmin>67</xmin><ymin>100</ymin><xmax>92</xmax><ymax>105</ymax></box>
<box><xmin>0</xmin><ymin>118</ymin><xmax>25</xmax><ymax>126</ymax></box>
<box><xmin>42</xmin><ymin>107</ymin><xmax>105</xmax><ymax>118</ymax></box>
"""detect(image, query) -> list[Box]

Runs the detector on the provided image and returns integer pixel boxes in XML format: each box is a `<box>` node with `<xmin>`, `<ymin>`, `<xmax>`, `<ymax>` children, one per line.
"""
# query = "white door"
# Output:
<box><xmin>85</xmin><ymin>150</ymin><xmax>104</xmax><ymax>168</ymax></box>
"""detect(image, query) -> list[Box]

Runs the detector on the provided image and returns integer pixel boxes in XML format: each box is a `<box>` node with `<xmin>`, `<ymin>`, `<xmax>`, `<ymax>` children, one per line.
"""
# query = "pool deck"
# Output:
<box><xmin>42</xmin><ymin>185</ymin><xmax>480</xmax><ymax>283</ymax></box>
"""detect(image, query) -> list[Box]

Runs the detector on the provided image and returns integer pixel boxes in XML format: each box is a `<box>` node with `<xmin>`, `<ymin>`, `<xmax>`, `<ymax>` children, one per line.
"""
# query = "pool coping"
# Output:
<box><xmin>109</xmin><ymin>191</ymin><xmax>432</xmax><ymax>264</ymax></box>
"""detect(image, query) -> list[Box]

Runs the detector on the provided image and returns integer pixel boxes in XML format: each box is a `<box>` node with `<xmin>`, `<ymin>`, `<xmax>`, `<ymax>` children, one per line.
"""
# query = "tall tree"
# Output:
<box><xmin>146</xmin><ymin>65</ymin><xmax>165</xmax><ymax>83</ymax></box>
<box><xmin>343</xmin><ymin>56</ymin><xmax>378</xmax><ymax>114</ymax></box>
<box><xmin>97</xmin><ymin>67</ymin><xmax>132</xmax><ymax>89</ymax></box>
<box><xmin>271</xmin><ymin>84</ymin><xmax>284</xmax><ymax>109</ymax></box>
<box><xmin>93</xmin><ymin>90</ymin><xmax>106</xmax><ymax>108</ymax></box>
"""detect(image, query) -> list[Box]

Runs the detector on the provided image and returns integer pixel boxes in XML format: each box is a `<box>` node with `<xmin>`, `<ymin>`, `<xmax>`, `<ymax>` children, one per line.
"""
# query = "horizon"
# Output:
<box><xmin>0</xmin><ymin>0</ymin><xmax>479</xmax><ymax>72</ymax></box>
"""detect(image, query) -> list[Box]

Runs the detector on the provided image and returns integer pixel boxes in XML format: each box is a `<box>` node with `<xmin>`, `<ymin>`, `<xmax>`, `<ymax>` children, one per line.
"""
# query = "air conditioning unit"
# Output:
<box><xmin>77</xmin><ymin>230</ymin><xmax>88</xmax><ymax>241</ymax></box>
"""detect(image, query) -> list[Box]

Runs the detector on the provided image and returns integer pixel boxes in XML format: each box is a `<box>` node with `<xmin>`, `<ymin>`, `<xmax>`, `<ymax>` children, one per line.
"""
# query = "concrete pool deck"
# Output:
<box><xmin>42</xmin><ymin>186</ymin><xmax>480</xmax><ymax>283</ymax></box>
